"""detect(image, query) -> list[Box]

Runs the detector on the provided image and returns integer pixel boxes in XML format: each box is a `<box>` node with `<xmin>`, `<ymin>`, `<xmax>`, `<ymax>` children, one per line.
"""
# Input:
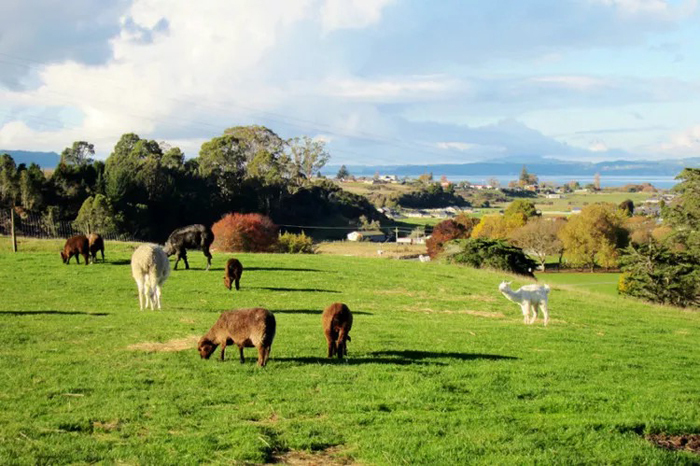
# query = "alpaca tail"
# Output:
<box><xmin>544</xmin><ymin>284</ymin><xmax>551</xmax><ymax>294</ymax></box>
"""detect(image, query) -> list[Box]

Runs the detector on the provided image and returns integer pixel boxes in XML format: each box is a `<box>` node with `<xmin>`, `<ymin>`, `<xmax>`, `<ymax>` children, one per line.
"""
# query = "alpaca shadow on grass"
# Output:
<box><xmin>0</xmin><ymin>310</ymin><xmax>109</xmax><ymax>316</ymax></box>
<box><xmin>106</xmin><ymin>259</ymin><xmax>130</xmax><ymax>265</ymax></box>
<box><xmin>369</xmin><ymin>350</ymin><xmax>518</xmax><ymax>361</ymax></box>
<box><xmin>246</xmin><ymin>267</ymin><xmax>325</xmax><ymax>273</ymax></box>
<box><xmin>251</xmin><ymin>287</ymin><xmax>340</xmax><ymax>293</ymax></box>
<box><xmin>273</xmin><ymin>309</ymin><xmax>374</xmax><ymax>315</ymax></box>
<box><xmin>272</xmin><ymin>356</ymin><xmax>445</xmax><ymax>366</ymax></box>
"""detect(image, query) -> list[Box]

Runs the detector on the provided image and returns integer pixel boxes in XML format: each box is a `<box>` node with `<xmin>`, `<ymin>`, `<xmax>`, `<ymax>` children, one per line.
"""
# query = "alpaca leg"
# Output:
<box><xmin>155</xmin><ymin>285</ymin><xmax>162</xmax><ymax>310</ymax></box>
<box><xmin>257</xmin><ymin>346</ymin><xmax>266</xmax><ymax>366</ymax></box>
<box><xmin>148</xmin><ymin>287</ymin><xmax>156</xmax><ymax>310</ymax></box>
<box><xmin>239</xmin><ymin>346</ymin><xmax>245</xmax><ymax>364</ymax></box>
<box><xmin>220</xmin><ymin>340</ymin><xmax>227</xmax><ymax>361</ymax></box>
<box><xmin>136</xmin><ymin>280</ymin><xmax>144</xmax><ymax>310</ymax></box>
<box><xmin>521</xmin><ymin>304</ymin><xmax>529</xmax><ymax>324</ymax></box>
<box><xmin>529</xmin><ymin>303</ymin><xmax>539</xmax><ymax>324</ymax></box>
<box><xmin>204</xmin><ymin>248</ymin><xmax>212</xmax><ymax>271</ymax></box>
<box><xmin>541</xmin><ymin>302</ymin><xmax>549</xmax><ymax>326</ymax></box>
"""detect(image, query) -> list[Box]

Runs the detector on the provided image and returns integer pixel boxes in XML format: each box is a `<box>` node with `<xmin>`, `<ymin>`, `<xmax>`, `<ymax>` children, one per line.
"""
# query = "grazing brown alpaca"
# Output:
<box><xmin>198</xmin><ymin>308</ymin><xmax>276</xmax><ymax>367</ymax></box>
<box><xmin>88</xmin><ymin>233</ymin><xmax>105</xmax><ymax>263</ymax></box>
<box><xmin>322</xmin><ymin>302</ymin><xmax>353</xmax><ymax>359</ymax></box>
<box><xmin>223</xmin><ymin>258</ymin><xmax>243</xmax><ymax>291</ymax></box>
<box><xmin>60</xmin><ymin>235</ymin><xmax>90</xmax><ymax>265</ymax></box>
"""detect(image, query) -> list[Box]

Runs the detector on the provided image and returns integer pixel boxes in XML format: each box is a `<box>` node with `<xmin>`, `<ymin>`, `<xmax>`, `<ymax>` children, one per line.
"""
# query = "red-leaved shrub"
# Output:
<box><xmin>212</xmin><ymin>213</ymin><xmax>279</xmax><ymax>252</ymax></box>
<box><xmin>426</xmin><ymin>214</ymin><xmax>479</xmax><ymax>259</ymax></box>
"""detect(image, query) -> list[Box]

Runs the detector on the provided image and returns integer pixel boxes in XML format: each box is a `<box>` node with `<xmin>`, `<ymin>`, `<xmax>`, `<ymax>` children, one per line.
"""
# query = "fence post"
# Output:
<box><xmin>11</xmin><ymin>207</ymin><xmax>17</xmax><ymax>252</ymax></box>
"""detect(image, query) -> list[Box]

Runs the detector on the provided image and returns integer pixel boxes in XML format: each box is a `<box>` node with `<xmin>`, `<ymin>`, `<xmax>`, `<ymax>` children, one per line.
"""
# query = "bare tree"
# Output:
<box><xmin>510</xmin><ymin>217</ymin><xmax>566</xmax><ymax>270</ymax></box>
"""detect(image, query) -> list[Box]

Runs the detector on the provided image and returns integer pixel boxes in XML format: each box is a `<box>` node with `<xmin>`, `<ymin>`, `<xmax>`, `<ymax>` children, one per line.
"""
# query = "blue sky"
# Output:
<box><xmin>1</xmin><ymin>0</ymin><xmax>699</xmax><ymax>165</ymax></box>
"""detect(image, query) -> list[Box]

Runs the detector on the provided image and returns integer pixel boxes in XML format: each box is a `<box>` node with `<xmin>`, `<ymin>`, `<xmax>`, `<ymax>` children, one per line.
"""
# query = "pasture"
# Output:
<box><xmin>1</xmin><ymin>239</ymin><xmax>699</xmax><ymax>464</ymax></box>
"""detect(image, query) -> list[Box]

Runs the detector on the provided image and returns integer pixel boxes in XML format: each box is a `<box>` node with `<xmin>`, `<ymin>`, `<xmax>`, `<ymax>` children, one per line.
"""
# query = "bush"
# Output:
<box><xmin>426</xmin><ymin>214</ymin><xmax>479</xmax><ymax>259</ymax></box>
<box><xmin>618</xmin><ymin>241</ymin><xmax>699</xmax><ymax>307</ymax></box>
<box><xmin>445</xmin><ymin>238</ymin><xmax>538</xmax><ymax>277</ymax></box>
<box><xmin>277</xmin><ymin>231</ymin><xmax>315</xmax><ymax>254</ymax></box>
<box><xmin>212</xmin><ymin>213</ymin><xmax>278</xmax><ymax>252</ymax></box>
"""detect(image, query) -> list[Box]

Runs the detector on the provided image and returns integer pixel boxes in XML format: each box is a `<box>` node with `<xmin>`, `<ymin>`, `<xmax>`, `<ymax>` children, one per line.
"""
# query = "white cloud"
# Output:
<box><xmin>655</xmin><ymin>124</ymin><xmax>700</xmax><ymax>155</ymax></box>
<box><xmin>320</xmin><ymin>0</ymin><xmax>395</xmax><ymax>33</ymax></box>
<box><xmin>531</xmin><ymin>76</ymin><xmax>609</xmax><ymax>91</ymax></box>
<box><xmin>589</xmin><ymin>140</ymin><xmax>610</xmax><ymax>152</ymax></box>
<box><xmin>324</xmin><ymin>75</ymin><xmax>462</xmax><ymax>102</ymax></box>
<box><xmin>436</xmin><ymin>142</ymin><xmax>477</xmax><ymax>151</ymax></box>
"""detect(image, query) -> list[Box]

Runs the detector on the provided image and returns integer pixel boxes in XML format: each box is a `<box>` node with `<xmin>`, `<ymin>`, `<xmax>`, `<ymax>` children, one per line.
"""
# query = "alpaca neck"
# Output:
<box><xmin>501</xmin><ymin>287</ymin><xmax>521</xmax><ymax>303</ymax></box>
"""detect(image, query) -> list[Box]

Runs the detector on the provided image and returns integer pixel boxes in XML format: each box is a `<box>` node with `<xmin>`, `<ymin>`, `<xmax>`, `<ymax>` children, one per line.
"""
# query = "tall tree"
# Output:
<box><xmin>0</xmin><ymin>154</ymin><xmax>19</xmax><ymax>208</ymax></box>
<box><xmin>289</xmin><ymin>135</ymin><xmax>330</xmax><ymax>181</ymax></box>
<box><xmin>558</xmin><ymin>203</ymin><xmax>628</xmax><ymax>270</ymax></box>
<box><xmin>19</xmin><ymin>163</ymin><xmax>46</xmax><ymax>211</ymax></box>
<box><xmin>336</xmin><ymin>165</ymin><xmax>350</xmax><ymax>180</ymax></box>
<box><xmin>60</xmin><ymin>141</ymin><xmax>95</xmax><ymax>166</ymax></box>
<box><xmin>73</xmin><ymin>194</ymin><xmax>118</xmax><ymax>235</ymax></box>
<box><xmin>510</xmin><ymin>217</ymin><xmax>565</xmax><ymax>269</ymax></box>
<box><xmin>504</xmin><ymin>199</ymin><xmax>539</xmax><ymax>220</ymax></box>
<box><xmin>663</xmin><ymin>167</ymin><xmax>700</xmax><ymax>253</ymax></box>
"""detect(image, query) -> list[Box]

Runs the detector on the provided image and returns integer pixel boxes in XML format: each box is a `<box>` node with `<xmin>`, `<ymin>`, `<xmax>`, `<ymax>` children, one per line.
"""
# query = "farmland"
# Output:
<box><xmin>0</xmin><ymin>238</ymin><xmax>699</xmax><ymax>464</ymax></box>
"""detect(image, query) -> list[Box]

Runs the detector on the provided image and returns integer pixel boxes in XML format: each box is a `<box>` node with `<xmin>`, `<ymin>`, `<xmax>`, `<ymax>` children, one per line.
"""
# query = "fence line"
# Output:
<box><xmin>0</xmin><ymin>210</ymin><xmax>137</xmax><ymax>241</ymax></box>
<box><xmin>0</xmin><ymin>209</ymin><xmax>426</xmax><ymax>242</ymax></box>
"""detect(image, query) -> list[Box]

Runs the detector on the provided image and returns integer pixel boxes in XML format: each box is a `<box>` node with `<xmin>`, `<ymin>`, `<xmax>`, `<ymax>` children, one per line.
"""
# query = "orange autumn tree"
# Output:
<box><xmin>212</xmin><ymin>213</ymin><xmax>279</xmax><ymax>252</ymax></box>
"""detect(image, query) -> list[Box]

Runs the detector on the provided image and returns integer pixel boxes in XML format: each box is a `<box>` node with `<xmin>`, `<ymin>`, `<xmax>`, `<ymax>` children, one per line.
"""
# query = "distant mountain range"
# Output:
<box><xmin>326</xmin><ymin>155</ymin><xmax>700</xmax><ymax>178</ymax></box>
<box><xmin>3</xmin><ymin>149</ymin><xmax>699</xmax><ymax>178</ymax></box>
<box><xmin>1</xmin><ymin>150</ymin><xmax>60</xmax><ymax>168</ymax></box>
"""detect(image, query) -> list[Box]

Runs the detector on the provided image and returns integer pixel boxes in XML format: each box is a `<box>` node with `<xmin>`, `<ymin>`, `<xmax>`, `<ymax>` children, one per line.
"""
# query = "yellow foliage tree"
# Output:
<box><xmin>558</xmin><ymin>203</ymin><xmax>628</xmax><ymax>270</ymax></box>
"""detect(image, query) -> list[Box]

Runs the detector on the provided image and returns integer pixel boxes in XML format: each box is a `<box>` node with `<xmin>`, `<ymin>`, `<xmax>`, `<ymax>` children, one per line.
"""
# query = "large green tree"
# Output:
<box><xmin>73</xmin><ymin>194</ymin><xmax>118</xmax><ymax>235</ymax></box>
<box><xmin>60</xmin><ymin>141</ymin><xmax>94</xmax><ymax>166</ymax></box>
<box><xmin>289</xmin><ymin>135</ymin><xmax>330</xmax><ymax>182</ymax></box>
<box><xmin>663</xmin><ymin>168</ymin><xmax>700</xmax><ymax>253</ymax></box>
<box><xmin>0</xmin><ymin>154</ymin><xmax>19</xmax><ymax>208</ymax></box>
<box><xmin>619</xmin><ymin>241</ymin><xmax>699</xmax><ymax>307</ymax></box>
<box><xmin>19</xmin><ymin>163</ymin><xmax>46</xmax><ymax>211</ymax></box>
<box><xmin>558</xmin><ymin>203</ymin><xmax>628</xmax><ymax>270</ymax></box>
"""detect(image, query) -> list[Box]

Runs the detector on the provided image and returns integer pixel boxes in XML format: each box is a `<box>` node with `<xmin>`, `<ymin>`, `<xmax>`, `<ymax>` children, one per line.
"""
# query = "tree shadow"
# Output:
<box><xmin>0</xmin><ymin>310</ymin><xmax>109</xmax><ymax>316</ymax></box>
<box><xmin>273</xmin><ymin>309</ymin><xmax>373</xmax><ymax>315</ymax></box>
<box><xmin>246</xmin><ymin>267</ymin><xmax>325</xmax><ymax>272</ymax></box>
<box><xmin>369</xmin><ymin>350</ymin><xmax>518</xmax><ymax>361</ymax></box>
<box><xmin>251</xmin><ymin>287</ymin><xmax>340</xmax><ymax>293</ymax></box>
<box><xmin>273</xmin><ymin>356</ymin><xmax>443</xmax><ymax>366</ymax></box>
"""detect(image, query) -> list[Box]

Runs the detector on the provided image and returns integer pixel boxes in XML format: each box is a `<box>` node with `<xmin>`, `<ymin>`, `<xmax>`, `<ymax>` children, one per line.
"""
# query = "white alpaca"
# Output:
<box><xmin>131</xmin><ymin>244</ymin><xmax>170</xmax><ymax>310</ymax></box>
<box><xmin>498</xmin><ymin>281</ymin><xmax>550</xmax><ymax>326</ymax></box>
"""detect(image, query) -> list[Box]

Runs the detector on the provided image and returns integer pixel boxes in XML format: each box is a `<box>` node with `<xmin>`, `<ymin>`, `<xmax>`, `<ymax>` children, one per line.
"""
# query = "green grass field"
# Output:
<box><xmin>1</xmin><ymin>239</ymin><xmax>699</xmax><ymax>464</ymax></box>
<box><xmin>539</xmin><ymin>272</ymin><xmax>621</xmax><ymax>297</ymax></box>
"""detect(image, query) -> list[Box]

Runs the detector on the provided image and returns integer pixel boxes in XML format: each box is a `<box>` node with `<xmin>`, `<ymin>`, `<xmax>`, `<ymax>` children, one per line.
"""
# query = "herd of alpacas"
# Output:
<box><xmin>61</xmin><ymin>223</ymin><xmax>550</xmax><ymax>367</ymax></box>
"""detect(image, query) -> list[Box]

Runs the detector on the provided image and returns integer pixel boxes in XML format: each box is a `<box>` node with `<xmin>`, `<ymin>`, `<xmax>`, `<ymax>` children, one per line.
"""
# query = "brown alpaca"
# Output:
<box><xmin>322</xmin><ymin>302</ymin><xmax>353</xmax><ymax>359</ymax></box>
<box><xmin>60</xmin><ymin>235</ymin><xmax>90</xmax><ymax>265</ymax></box>
<box><xmin>198</xmin><ymin>308</ymin><xmax>276</xmax><ymax>366</ymax></box>
<box><xmin>223</xmin><ymin>258</ymin><xmax>243</xmax><ymax>291</ymax></box>
<box><xmin>88</xmin><ymin>233</ymin><xmax>105</xmax><ymax>263</ymax></box>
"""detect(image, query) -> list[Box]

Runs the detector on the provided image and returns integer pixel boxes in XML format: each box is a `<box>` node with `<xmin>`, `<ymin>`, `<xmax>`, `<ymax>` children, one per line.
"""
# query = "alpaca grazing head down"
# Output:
<box><xmin>498</xmin><ymin>280</ymin><xmax>551</xmax><ymax>326</ymax></box>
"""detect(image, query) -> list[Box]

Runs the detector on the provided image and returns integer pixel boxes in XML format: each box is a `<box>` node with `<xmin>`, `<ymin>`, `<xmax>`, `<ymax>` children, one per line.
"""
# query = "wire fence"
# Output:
<box><xmin>0</xmin><ymin>209</ymin><xmax>137</xmax><ymax>241</ymax></box>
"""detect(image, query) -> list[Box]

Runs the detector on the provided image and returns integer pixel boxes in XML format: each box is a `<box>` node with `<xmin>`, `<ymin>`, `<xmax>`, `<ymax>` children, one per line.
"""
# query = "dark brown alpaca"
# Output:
<box><xmin>223</xmin><ymin>258</ymin><xmax>243</xmax><ymax>291</ymax></box>
<box><xmin>60</xmin><ymin>235</ymin><xmax>90</xmax><ymax>265</ymax></box>
<box><xmin>198</xmin><ymin>308</ymin><xmax>276</xmax><ymax>366</ymax></box>
<box><xmin>88</xmin><ymin>233</ymin><xmax>105</xmax><ymax>263</ymax></box>
<box><xmin>322</xmin><ymin>302</ymin><xmax>353</xmax><ymax>359</ymax></box>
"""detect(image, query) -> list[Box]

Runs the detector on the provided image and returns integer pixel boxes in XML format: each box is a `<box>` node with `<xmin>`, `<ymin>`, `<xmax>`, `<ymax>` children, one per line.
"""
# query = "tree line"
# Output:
<box><xmin>0</xmin><ymin>126</ymin><xmax>383</xmax><ymax>242</ymax></box>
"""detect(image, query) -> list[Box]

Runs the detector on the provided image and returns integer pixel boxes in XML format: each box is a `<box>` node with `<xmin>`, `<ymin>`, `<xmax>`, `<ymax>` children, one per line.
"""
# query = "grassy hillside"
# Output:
<box><xmin>1</xmin><ymin>239</ymin><xmax>698</xmax><ymax>464</ymax></box>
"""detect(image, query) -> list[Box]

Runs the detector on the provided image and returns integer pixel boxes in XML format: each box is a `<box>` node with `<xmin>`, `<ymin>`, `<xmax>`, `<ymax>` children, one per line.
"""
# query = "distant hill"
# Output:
<box><xmin>325</xmin><ymin>156</ymin><xmax>700</xmax><ymax>178</ymax></box>
<box><xmin>0</xmin><ymin>150</ymin><xmax>60</xmax><ymax>168</ymax></box>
